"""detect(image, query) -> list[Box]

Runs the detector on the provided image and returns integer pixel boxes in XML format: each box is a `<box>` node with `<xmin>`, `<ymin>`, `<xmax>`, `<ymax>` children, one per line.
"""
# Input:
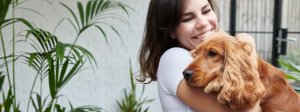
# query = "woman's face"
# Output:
<box><xmin>170</xmin><ymin>0</ymin><xmax>218</xmax><ymax>50</ymax></box>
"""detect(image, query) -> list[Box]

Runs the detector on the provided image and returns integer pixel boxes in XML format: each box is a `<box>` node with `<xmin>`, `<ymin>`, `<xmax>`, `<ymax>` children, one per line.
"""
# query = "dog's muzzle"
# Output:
<box><xmin>183</xmin><ymin>69</ymin><xmax>194</xmax><ymax>80</ymax></box>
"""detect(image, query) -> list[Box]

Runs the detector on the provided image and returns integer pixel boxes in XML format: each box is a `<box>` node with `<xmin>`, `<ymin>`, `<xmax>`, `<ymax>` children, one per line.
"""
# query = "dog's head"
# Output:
<box><xmin>183</xmin><ymin>31</ymin><xmax>265</xmax><ymax>110</ymax></box>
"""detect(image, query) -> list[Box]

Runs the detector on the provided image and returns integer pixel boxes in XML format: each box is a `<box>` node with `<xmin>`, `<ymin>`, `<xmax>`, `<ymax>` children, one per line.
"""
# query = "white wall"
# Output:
<box><xmin>1</xmin><ymin>0</ymin><xmax>163</xmax><ymax>112</ymax></box>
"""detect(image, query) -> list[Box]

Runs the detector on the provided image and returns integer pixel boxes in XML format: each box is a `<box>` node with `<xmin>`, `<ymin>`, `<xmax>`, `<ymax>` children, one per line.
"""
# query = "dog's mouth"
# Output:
<box><xmin>186</xmin><ymin>73</ymin><xmax>220</xmax><ymax>88</ymax></box>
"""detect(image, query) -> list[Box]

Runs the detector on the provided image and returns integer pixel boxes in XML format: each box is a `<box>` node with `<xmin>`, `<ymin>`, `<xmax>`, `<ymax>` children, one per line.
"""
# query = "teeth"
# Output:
<box><xmin>197</xmin><ymin>31</ymin><xmax>211</xmax><ymax>38</ymax></box>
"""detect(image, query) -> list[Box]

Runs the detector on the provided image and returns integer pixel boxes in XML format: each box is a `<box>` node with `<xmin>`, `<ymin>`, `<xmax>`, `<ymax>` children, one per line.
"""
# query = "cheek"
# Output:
<box><xmin>176</xmin><ymin>24</ymin><xmax>194</xmax><ymax>37</ymax></box>
<box><xmin>208</xmin><ymin>13</ymin><xmax>218</xmax><ymax>29</ymax></box>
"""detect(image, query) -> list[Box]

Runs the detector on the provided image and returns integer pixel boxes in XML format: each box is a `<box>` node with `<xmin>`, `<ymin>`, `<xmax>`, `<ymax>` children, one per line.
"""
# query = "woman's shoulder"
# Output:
<box><xmin>161</xmin><ymin>47</ymin><xmax>192</xmax><ymax>61</ymax></box>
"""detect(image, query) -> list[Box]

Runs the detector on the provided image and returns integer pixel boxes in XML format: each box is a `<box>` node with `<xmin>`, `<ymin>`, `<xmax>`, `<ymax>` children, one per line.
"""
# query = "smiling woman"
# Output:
<box><xmin>169</xmin><ymin>0</ymin><xmax>218</xmax><ymax>50</ymax></box>
<box><xmin>138</xmin><ymin>0</ymin><xmax>261</xmax><ymax>111</ymax></box>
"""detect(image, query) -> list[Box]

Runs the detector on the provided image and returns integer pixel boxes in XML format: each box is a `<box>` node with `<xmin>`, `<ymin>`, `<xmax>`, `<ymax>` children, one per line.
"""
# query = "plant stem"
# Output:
<box><xmin>12</xmin><ymin>0</ymin><xmax>17</xmax><ymax>109</ymax></box>
<box><xmin>53</xmin><ymin>99</ymin><xmax>58</xmax><ymax>112</ymax></box>
<box><xmin>40</xmin><ymin>71</ymin><xmax>42</xmax><ymax>112</ymax></box>
<box><xmin>26</xmin><ymin>72</ymin><xmax>39</xmax><ymax>112</ymax></box>
<box><xmin>67</xmin><ymin>34</ymin><xmax>80</xmax><ymax>57</ymax></box>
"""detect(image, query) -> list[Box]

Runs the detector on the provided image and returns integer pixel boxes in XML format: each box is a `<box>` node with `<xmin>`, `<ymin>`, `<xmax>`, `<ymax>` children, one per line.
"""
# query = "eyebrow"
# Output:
<box><xmin>183</xmin><ymin>3</ymin><xmax>210</xmax><ymax>16</ymax></box>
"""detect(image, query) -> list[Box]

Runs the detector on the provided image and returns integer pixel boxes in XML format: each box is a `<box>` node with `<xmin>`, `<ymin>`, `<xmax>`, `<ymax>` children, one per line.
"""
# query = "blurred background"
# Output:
<box><xmin>0</xmin><ymin>0</ymin><xmax>299</xmax><ymax>112</ymax></box>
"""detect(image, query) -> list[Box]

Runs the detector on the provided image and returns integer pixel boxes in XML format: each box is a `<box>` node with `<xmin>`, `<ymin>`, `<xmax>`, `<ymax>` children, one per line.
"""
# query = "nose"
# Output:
<box><xmin>183</xmin><ymin>69</ymin><xmax>194</xmax><ymax>80</ymax></box>
<box><xmin>195</xmin><ymin>17</ymin><xmax>209</xmax><ymax>29</ymax></box>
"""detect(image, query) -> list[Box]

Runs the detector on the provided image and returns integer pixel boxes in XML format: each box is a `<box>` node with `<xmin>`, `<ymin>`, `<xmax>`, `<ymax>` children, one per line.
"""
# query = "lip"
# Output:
<box><xmin>194</xmin><ymin>29</ymin><xmax>213</xmax><ymax>38</ymax></box>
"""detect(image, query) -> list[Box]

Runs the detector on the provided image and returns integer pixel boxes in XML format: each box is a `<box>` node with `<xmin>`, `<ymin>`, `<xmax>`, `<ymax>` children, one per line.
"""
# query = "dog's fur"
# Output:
<box><xmin>184</xmin><ymin>31</ymin><xmax>300</xmax><ymax>111</ymax></box>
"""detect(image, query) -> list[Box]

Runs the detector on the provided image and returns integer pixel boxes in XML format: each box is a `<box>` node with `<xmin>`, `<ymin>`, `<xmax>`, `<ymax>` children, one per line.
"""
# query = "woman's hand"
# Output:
<box><xmin>235</xmin><ymin>33</ymin><xmax>258</xmax><ymax>69</ymax></box>
<box><xmin>177</xmin><ymin>79</ymin><xmax>261</xmax><ymax>112</ymax></box>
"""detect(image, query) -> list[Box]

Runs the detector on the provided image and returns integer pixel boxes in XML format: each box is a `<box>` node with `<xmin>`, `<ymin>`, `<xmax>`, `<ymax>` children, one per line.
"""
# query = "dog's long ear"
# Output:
<box><xmin>190</xmin><ymin>49</ymin><xmax>197</xmax><ymax>58</ymax></box>
<box><xmin>217</xmin><ymin>39</ymin><xmax>265</xmax><ymax>110</ymax></box>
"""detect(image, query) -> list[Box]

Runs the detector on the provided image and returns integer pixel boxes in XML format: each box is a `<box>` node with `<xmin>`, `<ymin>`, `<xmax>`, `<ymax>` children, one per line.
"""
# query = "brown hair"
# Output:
<box><xmin>138</xmin><ymin>0</ymin><xmax>220</xmax><ymax>83</ymax></box>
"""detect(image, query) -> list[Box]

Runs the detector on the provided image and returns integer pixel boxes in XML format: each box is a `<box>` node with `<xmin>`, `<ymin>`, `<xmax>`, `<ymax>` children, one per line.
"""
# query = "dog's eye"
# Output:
<box><xmin>208</xmin><ymin>51</ymin><xmax>217</xmax><ymax>57</ymax></box>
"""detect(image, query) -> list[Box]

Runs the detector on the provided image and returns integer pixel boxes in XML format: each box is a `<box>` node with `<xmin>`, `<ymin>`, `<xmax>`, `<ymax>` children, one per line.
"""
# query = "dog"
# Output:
<box><xmin>183</xmin><ymin>31</ymin><xmax>300</xmax><ymax>112</ymax></box>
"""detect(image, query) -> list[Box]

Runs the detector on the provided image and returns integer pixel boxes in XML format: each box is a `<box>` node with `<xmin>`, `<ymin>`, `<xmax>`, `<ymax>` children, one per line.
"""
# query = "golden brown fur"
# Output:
<box><xmin>184</xmin><ymin>31</ymin><xmax>300</xmax><ymax>111</ymax></box>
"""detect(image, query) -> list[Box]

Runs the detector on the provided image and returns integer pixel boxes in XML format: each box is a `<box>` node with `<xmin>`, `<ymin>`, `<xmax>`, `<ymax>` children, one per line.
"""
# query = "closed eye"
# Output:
<box><xmin>208</xmin><ymin>51</ymin><xmax>217</xmax><ymax>57</ymax></box>
<box><xmin>182</xmin><ymin>18</ymin><xmax>193</xmax><ymax>22</ymax></box>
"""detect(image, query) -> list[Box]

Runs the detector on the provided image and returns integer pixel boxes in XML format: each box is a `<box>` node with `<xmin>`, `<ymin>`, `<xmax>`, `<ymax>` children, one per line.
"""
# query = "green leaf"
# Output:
<box><xmin>90</xmin><ymin>0</ymin><xmax>98</xmax><ymax>19</ymax></box>
<box><xmin>86</xmin><ymin>1</ymin><xmax>92</xmax><ymax>24</ymax></box>
<box><xmin>42</xmin><ymin>95</ymin><xmax>50</xmax><ymax>109</ymax></box>
<box><xmin>69</xmin><ymin>101</ymin><xmax>74</xmax><ymax>110</ymax></box>
<box><xmin>58</xmin><ymin>59</ymin><xmax>69</xmax><ymax>88</ymax></box>
<box><xmin>29</xmin><ymin>53</ymin><xmax>37</xmax><ymax>67</ymax></box>
<box><xmin>0</xmin><ymin>0</ymin><xmax>12</xmax><ymax>23</ymax></box>
<box><xmin>53</xmin><ymin>18</ymin><xmax>78</xmax><ymax>34</ymax></box>
<box><xmin>117</xmin><ymin>3</ymin><xmax>129</xmax><ymax>16</ymax></box>
<box><xmin>44</xmin><ymin>103</ymin><xmax>52</xmax><ymax>112</ymax></box>
<box><xmin>59</xmin><ymin>60</ymin><xmax>83</xmax><ymax>92</ymax></box>
<box><xmin>16</xmin><ymin>18</ymin><xmax>35</xmax><ymax>30</ymax></box>
<box><xmin>45</xmin><ymin>53</ymin><xmax>52</xmax><ymax>69</ymax></box>
<box><xmin>77</xmin><ymin>2</ymin><xmax>85</xmax><ymax>28</ymax></box>
<box><xmin>100</xmin><ymin>0</ymin><xmax>111</xmax><ymax>11</ymax></box>
<box><xmin>71</xmin><ymin>105</ymin><xmax>103</xmax><ymax>112</ymax></box>
<box><xmin>110</xmin><ymin>25</ymin><xmax>123</xmax><ymax>43</ymax></box>
<box><xmin>60</xmin><ymin>43</ymin><xmax>65</xmax><ymax>64</ymax></box>
<box><xmin>48</xmin><ymin>59</ymin><xmax>56</xmax><ymax>99</ymax></box>
<box><xmin>94</xmin><ymin>25</ymin><xmax>108</xmax><ymax>45</ymax></box>
<box><xmin>286</xmin><ymin>74</ymin><xmax>300</xmax><ymax>81</ymax></box>
<box><xmin>17</xmin><ymin>7</ymin><xmax>45</xmax><ymax>17</ymax></box>
<box><xmin>70</xmin><ymin>47</ymin><xmax>83</xmax><ymax>63</ymax></box>
<box><xmin>95</xmin><ymin>0</ymin><xmax>104</xmax><ymax>14</ymax></box>
<box><xmin>4</xmin><ymin>88</ymin><xmax>13</xmax><ymax>112</ymax></box>
<box><xmin>278</xmin><ymin>59</ymin><xmax>300</xmax><ymax>73</ymax></box>
<box><xmin>44</xmin><ymin>34</ymin><xmax>53</xmax><ymax>45</ymax></box>
<box><xmin>59</xmin><ymin>2</ymin><xmax>80</xmax><ymax>30</ymax></box>
<box><xmin>56</xmin><ymin>41</ymin><xmax>61</xmax><ymax>62</ymax></box>
<box><xmin>36</xmin><ymin>94</ymin><xmax>42</xmax><ymax>110</ymax></box>
<box><xmin>30</xmin><ymin>96</ymin><xmax>38</xmax><ymax>112</ymax></box>
<box><xmin>0</xmin><ymin>75</ymin><xmax>5</xmax><ymax>92</ymax></box>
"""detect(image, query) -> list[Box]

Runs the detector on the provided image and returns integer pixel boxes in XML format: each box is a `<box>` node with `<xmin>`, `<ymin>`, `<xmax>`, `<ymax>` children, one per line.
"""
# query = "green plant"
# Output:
<box><xmin>278</xmin><ymin>59</ymin><xmax>300</xmax><ymax>91</ymax></box>
<box><xmin>116</xmin><ymin>60</ymin><xmax>154</xmax><ymax>112</ymax></box>
<box><xmin>0</xmin><ymin>0</ymin><xmax>134</xmax><ymax>111</ymax></box>
<box><xmin>279</xmin><ymin>50</ymin><xmax>300</xmax><ymax>71</ymax></box>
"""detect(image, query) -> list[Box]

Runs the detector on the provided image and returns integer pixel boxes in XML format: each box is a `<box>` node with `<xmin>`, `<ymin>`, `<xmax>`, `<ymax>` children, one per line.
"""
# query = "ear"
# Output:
<box><xmin>189</xmin><ymin>49</ymin><xmax>197</xmax><ymax>58</ymax></box>
<box><xmin>169</xmin><ymin>32</ymin><xmax>176</xmax><ymax>39</ymax></box>
<box><xmin>217</xmin><ymin>40</ymin><xmax>265</xmax><ymax>110</ymax></box>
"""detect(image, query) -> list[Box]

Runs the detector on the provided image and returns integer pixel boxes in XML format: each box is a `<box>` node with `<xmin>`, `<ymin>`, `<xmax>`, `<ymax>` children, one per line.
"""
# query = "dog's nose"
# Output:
<box><xmin>183</xmin><ymin>69</ymin><xmax>194</xmax><ymax>80</ymax></box>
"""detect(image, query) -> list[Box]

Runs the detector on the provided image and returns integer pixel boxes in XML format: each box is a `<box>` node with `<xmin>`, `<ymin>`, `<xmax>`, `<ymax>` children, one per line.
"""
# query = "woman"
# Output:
<box><xmin>138</xmin><ymin>0</ymin><xmax>260</xmax><ymax>111</ymax></box>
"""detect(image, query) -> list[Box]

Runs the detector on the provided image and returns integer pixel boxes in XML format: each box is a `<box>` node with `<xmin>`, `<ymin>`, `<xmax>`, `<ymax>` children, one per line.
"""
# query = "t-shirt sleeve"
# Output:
<box><xmin>157</xmin><ymin>47</ymin><xmax>194</xmax><ymax>97</ymax></box>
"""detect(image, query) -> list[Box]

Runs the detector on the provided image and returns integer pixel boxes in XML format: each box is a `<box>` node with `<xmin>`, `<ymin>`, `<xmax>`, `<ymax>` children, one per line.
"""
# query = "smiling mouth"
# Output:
<box><xmin>194</xmin><ymin>30</ymin><xmax>212</xmax><ymax>39</ymax></box>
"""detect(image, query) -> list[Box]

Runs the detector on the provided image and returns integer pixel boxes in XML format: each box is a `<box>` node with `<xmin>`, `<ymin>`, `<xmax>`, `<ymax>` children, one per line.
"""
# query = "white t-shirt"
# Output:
<box><xmin>157</xmin><ymin>47</ymin><xmax>197</xmax><ymax>112</ymax></box>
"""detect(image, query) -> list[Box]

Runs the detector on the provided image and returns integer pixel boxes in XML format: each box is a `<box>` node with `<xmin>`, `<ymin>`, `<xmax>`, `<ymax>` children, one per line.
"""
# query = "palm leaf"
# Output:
<box><xmin>59</xmin><ymin>2</ymin><xmax>80</xmax><ymax>29</ymax></box>
<box><xmin>77</xmin><ymin>2</ymin><xmax>85</xmax><ymax>28</ymax></box>
<box><xmin>0</xmin><ymin>0</ymin><xmax>12</xmax><ymax>23</ymax></box>
<box><xmin>1</xmin><ymin>18</ymin><xmax>34</xmax><ymax>30</ymax></box>
<box><xmin>94</xmin><ymin>25</ymin><xmax>108</xmax><ymax>45</ymax></box>
<box><xmin>85</xmin><ymin>1</ymin><xmax>92</xmax><ymax>25</ymax></box>
<box><xmin>278</xmin><ymin>59</ymin><xmax>300</xmax><ymax>73</ymax></box>
<box><xmin>28</xmin><ymin>53</ymin><xmax>38</xmax><ymax>67</ymax></box>
<box><xmin>70</xmin><ymin>105</ymin><xmax>104</xmax><ymax>112</ymax></box>
<box><xmin>30</xmin><ymin>96</ymin><xmax>38</xmax><ymax>112</ymax></box>
<box><xmin>0</xmin><ymin>73</ymin><xmax>5</xmax><ymax>92</ymax></box>
<box><xmin>53</xmin><ymin>18</ymin><xmax>78</xmax><ymax>34</ymax></box>
<box><xmin>48</xmin><ymin>58</ymin><xmax>56</xmax><ymax>99</ymax></box>
<box><xmin>95</xmin><ymin>0</ymin><xmax>104</xmax><ymax>14</ymax></box>
<box><xmin>90</xmin><ymin>0</ymin><xmax>98</xmax><ymax>19</ymax></box>
<box><xmin>58</xmin><ymin>59</ymin><xmax>69</xmax><ymax>87</ymax></box>
<box><xmin>16</xmin><ymin>7</ymin><xmax>45</xmax><ymax>17</ymax></box>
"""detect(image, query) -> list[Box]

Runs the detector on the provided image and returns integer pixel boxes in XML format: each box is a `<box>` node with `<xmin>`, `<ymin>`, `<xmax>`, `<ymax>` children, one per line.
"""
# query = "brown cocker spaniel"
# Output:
<box><xmin>183</xmin><ymin>31</ymin><xmax>300</xmax><ymax>112</ymax></box>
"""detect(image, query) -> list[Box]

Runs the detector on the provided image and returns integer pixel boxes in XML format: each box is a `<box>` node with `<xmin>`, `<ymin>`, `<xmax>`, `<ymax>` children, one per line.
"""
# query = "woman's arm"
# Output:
<box><xmin>177</xmin><ymin>33</ymin><xmax>260</xmax><ymax>112</ymax></box>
